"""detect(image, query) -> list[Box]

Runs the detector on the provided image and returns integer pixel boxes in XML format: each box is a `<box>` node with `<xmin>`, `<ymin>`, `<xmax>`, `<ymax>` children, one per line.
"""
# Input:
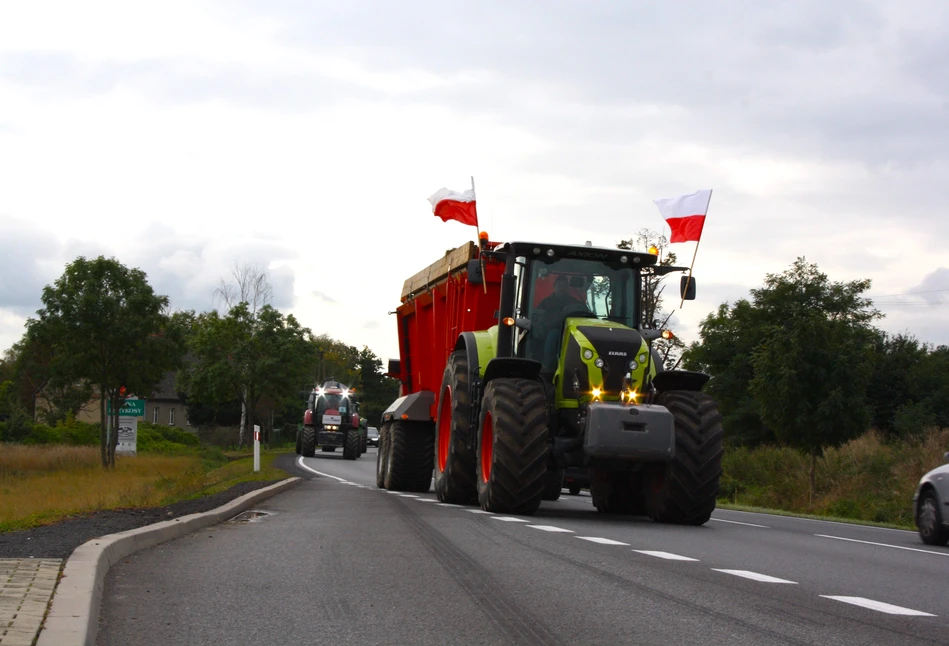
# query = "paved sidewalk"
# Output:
<box><xmin>1</xmin><ymin>559</ymin><xmax>61</xmax><ymax>646</ymax></box>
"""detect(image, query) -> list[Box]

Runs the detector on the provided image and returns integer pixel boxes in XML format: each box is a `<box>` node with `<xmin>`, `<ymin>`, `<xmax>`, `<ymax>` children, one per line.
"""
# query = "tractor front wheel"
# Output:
<box><xmin>300</xmin><ymin>425</ymin><xmax>316</xmax><ymax>458</ymax></box>
<box><xmin>476</xmin><ymin>378</ymin><xmax>548</xmax><ymax>515</ymax></box>
<box><xmin>343</xmin><ymin>429</ymin><xmax>360</xmax><ymax>460</ymax></box>
<box><xmin>295</xmin><ymin>429</ymin><xmax>302</xmax><ymax>455</ymax></box>
<box><xmin>644</xmin><ymin>390</ymin><xmax>724</xmax><ymax>525</ymax></box>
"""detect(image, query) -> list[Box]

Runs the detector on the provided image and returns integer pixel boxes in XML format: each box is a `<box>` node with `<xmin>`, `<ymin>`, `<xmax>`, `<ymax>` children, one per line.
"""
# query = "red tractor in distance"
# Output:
<box><xmin>298</xmin><ymin>379</ymin><xmax>363</xmax><ymax>459</ymax></box>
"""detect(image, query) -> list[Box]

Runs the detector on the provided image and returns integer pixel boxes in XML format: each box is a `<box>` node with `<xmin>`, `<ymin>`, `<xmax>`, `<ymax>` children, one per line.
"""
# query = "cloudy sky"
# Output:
<box><xmin>2</xmin><ymin>0</ymin><xmax>948</xmax><ymax>361</ymax></box>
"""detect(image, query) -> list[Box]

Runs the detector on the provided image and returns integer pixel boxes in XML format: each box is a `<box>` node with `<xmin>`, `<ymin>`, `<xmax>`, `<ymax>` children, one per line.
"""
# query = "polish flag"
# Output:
<box><xmin>428</xmin><ymin>187</ymin><xmax>478</xmax><ymax>227</ymax></box>
<box><xmin>653</xmin><ymin>189</ymin><xmax>712</xmax><ymax>243</ymax></box>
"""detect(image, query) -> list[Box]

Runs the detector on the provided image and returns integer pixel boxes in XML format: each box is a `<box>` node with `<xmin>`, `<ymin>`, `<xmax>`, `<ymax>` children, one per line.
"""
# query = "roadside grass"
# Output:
<box><xmin>0</xmin><ymin>445</ymin><xmax>292</xmax><ymax>533</ymax></box>
<box><xmin>719</xmin><ymin>427</ymin><xmax>949</xmax><ymax>529</ymax></box>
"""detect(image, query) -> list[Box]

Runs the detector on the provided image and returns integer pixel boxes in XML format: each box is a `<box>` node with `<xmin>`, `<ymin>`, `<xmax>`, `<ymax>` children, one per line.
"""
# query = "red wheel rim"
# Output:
<box><xmin>480</xmin><ymin>411</ymin><xmax>494</xmax><ymax>483</ymax></box>
<box><xmin>437</xmin><ymin>386</ymin><xmax>452</xmax><ymax>472</ymax></box>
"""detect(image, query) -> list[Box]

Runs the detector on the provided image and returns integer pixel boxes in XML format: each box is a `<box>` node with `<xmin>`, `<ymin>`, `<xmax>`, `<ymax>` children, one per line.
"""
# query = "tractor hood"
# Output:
<box><xmin>556</xmin><ymin>317</ymin><xmax>656</xmax><ymax>408</ymax></box>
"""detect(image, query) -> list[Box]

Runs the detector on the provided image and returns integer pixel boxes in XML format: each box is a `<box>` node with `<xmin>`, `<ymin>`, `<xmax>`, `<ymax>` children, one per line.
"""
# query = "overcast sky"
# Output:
<box><xmin>2</xmin><ymin>0</ymin><xmax>948</xmax><ymax>362</ymax></box>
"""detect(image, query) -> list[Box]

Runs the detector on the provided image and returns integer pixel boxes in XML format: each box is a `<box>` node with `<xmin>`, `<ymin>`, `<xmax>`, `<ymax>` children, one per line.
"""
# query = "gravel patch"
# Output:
<box><xmin>0</xmin><ymin>473</ymin><xmax>294</xmax><ymax>560</ymax></box>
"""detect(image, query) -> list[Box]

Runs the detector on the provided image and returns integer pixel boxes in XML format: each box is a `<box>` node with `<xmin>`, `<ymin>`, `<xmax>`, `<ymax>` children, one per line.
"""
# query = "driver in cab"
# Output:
<box><xmin>534</xmin><ymin>274</ymin><xmax>589</xmax><ymax>369</ymax></box>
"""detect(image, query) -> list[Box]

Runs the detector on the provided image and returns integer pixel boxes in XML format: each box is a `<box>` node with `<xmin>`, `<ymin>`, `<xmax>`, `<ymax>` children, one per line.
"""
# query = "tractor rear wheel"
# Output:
<box><xmin>384</xmin><ymin>422</ymin><xmax>434</xmax><ymax>492</ymax></box>
<box><xmin>376</xmin><ymin>423</ymin><xmax>390</xmax><ymax>488</ymax></box>
<box><xmin>644</xmin><ymin>390</ymin><xmax>724</xmax><ymax>525</ymax></box>
<box><xmin>591</xmin><ymin>468</ymin><xmax>645</xmax><ymax>514</ymax></box>
<box><xmin>434</xmin><ymin>351</ymin><xmax>478</xmax><ymax>504</ymax></box>
<box><xmin>343</xmin><ymin>429</ymin><xmax>360</xmax><ymax>460</ymax></box>
<box><xmin>542</xmin><ymin>469</ymin><xmax>564</xmax><ymax>501</ymax></box>
<box><xmin>476</xmin><ymin>379</ymin><xmax>548</xmax><ymax>515</ymax></box>
<box><xmin>300</xmin><ymin>425</ymin><xmax>316</xmax><ymax>458</ymax></box>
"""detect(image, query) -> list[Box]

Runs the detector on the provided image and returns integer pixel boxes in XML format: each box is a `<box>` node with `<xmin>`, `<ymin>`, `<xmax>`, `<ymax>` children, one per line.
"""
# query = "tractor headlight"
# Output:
<box><xmin>583</xmin><ymin>349</ymin><xmax>594</xmax><ymax>360</ymax></box>
<box><xmin>591</xmin><ymin>387</ymin><xmax>601</xmax><ymax>400</ymax></box>
<box><xmin>628</xmin><ymin>360</ymin><xmax>637</xmax><ymax>370</ymax></box>
<box><xmin>594</xmin><ymin>357</ymin><xmax>605</xmax><ymax>368</ymax></box>
<box><xmin>638</xmin><ymin>353</ymin><xmax>648</xmax><ymax>364</ymax></box>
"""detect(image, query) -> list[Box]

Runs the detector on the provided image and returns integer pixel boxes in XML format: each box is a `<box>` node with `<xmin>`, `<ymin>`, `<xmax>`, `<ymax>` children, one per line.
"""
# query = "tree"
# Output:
<box><xmin>28</xmin><ymin>256</ymin><xmax>186</xmax><ymax>467</ymax></box>
<box><xmin>180</xmin><ymin>303</ymin><xmax>315</xmax><ymax>446</ymax></box>
<box><xmin>617</xmin><ymin>229</ymin><xmax>686</xmax><ymax>368</ymax></box>
<box><xmin>865</xmin><ymin>332</ymin><xmax>929</xmax><ymax>437</ymax></box>
<box><xmin>212</xmin><ymin>263</ymin><xmax>275</xmax><ymax>443</ymax></box>
<box><xmin>312</xmin><ymin>334</ymin><xmax>361</xmax><ymax>387</ymax></box>
<box><xmin>354</xmin><ymin>346</ymin><xmax>400</xmax><ymax>426</ymax></box>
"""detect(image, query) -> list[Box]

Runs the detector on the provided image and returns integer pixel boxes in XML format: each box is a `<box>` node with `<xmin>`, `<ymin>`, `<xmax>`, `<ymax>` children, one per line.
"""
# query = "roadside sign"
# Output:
<box><xmin>116</xmin><ymin>416</ymin><xmax>138</xmax><ymax>455</ymax></box>
<box><xmin>107</xmin><ymin>398</ymin><xmax>145</xmax><ymax>416</ymax></box>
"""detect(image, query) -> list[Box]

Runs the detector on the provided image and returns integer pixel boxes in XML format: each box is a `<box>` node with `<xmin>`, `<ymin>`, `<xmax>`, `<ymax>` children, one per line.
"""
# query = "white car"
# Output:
<box><xmin>366</xmin><ymin>427</ymin><xmax>380</xmax><ymax>448</ymax></box>
<box><xmin>914</xmin><ymin>451</ymin><xmax>949</xmax><ymax>546</ymax></box>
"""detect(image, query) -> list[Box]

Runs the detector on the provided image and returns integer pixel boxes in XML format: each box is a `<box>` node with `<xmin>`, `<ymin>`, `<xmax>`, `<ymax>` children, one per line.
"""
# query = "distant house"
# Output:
<box><xmin>34</xmin><ymin>371</ymin><xmax>190</xmax><ymax>429</ymax></box>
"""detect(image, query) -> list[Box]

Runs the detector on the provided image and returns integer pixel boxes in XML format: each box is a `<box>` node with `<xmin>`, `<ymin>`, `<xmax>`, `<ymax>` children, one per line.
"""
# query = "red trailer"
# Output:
<box><xmin>377</xmin><ymin>235</ymin><xmax>723</xmax><ymax>523</ymax></box>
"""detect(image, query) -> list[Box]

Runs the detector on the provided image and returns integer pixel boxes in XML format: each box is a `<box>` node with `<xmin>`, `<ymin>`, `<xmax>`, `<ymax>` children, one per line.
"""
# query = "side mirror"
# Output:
<box><xmin>680</xmin><ymin>275</ymin><xmax>696</xmax><ymax>301</ymax></box>
<box><xmin>386</xmin><ymin>359</ymin><xmax>401</xmax><ymax>379</ymax></box>
<box><xmin>466</xmin><ymin>259</ymin><xmax>483</xmax><ymax>285</ymax></box>
<box><xmin>943</xmin><ymin>451</ymin><xmax>949</xmax><ymax>464</ymax></box>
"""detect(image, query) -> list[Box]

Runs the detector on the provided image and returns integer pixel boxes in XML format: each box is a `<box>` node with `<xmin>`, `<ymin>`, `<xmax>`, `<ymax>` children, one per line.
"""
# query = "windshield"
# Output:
<box><xmin>321</xmin><ymin>394</ymin><xmax>349</xmax><ymax>413</ymax></box>
<box><xmin>518</xmin><ymin>257</ymin><xmax>638</xmax><ymax>327</ymax></box>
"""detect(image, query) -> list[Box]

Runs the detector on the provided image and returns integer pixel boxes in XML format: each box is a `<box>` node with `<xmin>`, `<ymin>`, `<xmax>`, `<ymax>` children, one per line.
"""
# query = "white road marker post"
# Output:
<box><xmin>253</xmin><ymin>424</ymin><xmax>261</xmax><ymax>472</ymax></box>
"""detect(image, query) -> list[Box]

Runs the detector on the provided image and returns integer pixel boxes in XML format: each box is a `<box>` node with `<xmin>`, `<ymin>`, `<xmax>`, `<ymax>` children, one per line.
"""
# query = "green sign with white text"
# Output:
<box><xmin>107</xmin><ymin>398</ymin><xmax>145</xmax><ymax>416</ymax></box>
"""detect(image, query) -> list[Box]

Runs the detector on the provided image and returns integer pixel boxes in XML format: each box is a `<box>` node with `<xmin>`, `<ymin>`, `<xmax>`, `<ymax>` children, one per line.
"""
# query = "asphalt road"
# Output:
<box><xmin>98</xmin><ymin>449</ymin><xmax>949</xmax><ymax>645</ymax></box>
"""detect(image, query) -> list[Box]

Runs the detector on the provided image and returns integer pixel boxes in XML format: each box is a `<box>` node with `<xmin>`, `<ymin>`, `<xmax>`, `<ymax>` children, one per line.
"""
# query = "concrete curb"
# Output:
<box><xmin>36</xmin><ymin>477</ymin><xmax>302</xmax><ymax>646</ymax></box>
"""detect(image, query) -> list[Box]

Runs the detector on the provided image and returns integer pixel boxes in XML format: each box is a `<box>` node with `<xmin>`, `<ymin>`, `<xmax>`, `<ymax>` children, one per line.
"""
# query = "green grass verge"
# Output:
<box><xmin>716</xmin><ymin>501</ymin><xmax>916</xmax><ymax>531</ymax></box>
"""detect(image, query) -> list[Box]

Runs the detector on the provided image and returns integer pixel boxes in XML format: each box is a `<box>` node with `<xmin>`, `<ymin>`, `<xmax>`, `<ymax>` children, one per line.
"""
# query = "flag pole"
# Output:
<box><xmin>473</xmin><ymin>175</ymin><xmax>488</xmax><ymax>294</ymax></box>
<box><xmin>680</xmin><ymin>189</ymin><xmax>712</xmax><ymax>308</ymax></box>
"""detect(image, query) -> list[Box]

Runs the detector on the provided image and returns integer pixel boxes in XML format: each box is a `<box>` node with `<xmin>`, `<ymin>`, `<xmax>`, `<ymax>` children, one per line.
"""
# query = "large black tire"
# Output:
<box><xmin>300</xmin><ymin>425</ymin><xmax>316</xmax><ymax>457</ymax></box>
<box><xmin>542</xmin><ymin>469</ymin><xmax>564</xmax><ymax>501</ymax></box>
<box><xmin>476</xmin><ymin>379</ymin><xmax>549</xmax><ymax>515</ymax></box>
<box><xmin>434</xmin><ymin>351</ymin><xmax>478</xmax><ymax>504</ymax></box>
<box><xmin>568</xmin><ymin>484</ymin><xmax>581</xmax><ymax>496</ymax></box>
<box><xmin>295</xmin><ymin>429</ymin><xmax>302</xmax><ymax>455</ymax></box>
<box><xmin>644</xmin><ymin>390</ymin><xmax>724</xmax><ymax>525</ymax></box>
<box><xmin>384</xmin><ymin>421</ymin><xmax>434</xmax><ymax>493</ymax></box>
<box><xmin>343</xmin><ymin>429</ymin><xmax>360</xmax><ymax>460</ymax></box>
<box><xmin>321</xmin><ymin>446</ymin><xmax>336</xmax><ymax>452</ymax></box>
<box><xmin>591</xmin><ymin>468</ymin><xmax>645</xmax><ymax>514</ymax></box>
<box><xmin>376</xmin><ymin>423</ymin><xmax>390</xmax><ymax>488</ymax></box>
<box><xmin>359</xmin><ymin>430</ymin><xmax>368</xmax><ymax>455</ymax></box>
<box><xmin>917</xmin><ymin>489</ymin><xmax>949</xmax><ymax>546</ymax></box>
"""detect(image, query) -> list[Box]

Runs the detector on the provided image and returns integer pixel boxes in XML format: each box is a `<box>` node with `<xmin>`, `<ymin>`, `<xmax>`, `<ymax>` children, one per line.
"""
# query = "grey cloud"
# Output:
<box><xmin>312</xmin><ymin>290</ymin><xmax>337</xmax><ymax>304</ymax></box>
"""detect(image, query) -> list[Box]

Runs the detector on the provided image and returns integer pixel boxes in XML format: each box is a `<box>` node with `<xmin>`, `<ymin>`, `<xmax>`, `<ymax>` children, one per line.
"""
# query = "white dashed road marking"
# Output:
<box><xmin>815</xmin><ymin>534</ymin><xmax>949</xmax><ymax>557</ymax></box>
<box><xmin>577</xmin><ymin>537</ymin><xmax>629</xmax><ymax>545</ymax></box>
<box><xmin>437</xmin><ymin>503</ymin><xmax>463</xmax><ymax>508</ymax></box>
<box><xmin>709</xmin><ymin>518</ymin><xmax>769</xmax><ymax>528</ymax></box>
<box><xmin>713</xmin><ymin>569</ymin><xmax>797</xmax><ymax>584</ymax></box>
<box><xmin>399</xmin><ymin>494</ymin><xmax>419</xmax><ymax>498</ymax></box>
<box><xmin>527</xmin><ymin>525</ymin><xmax>574</xmax><ymax>533</ymax></box>
<box><xmin>415</xmin><ymin>498</ymin><xmax>438</xmax><ymax>502</ymax></box>
<box><xmin>491</xmin><ymin>517</ymin><xmax>530</xmax><ymax>522</ymax></box>
<box><xmin>820</xmin><ymin>596</ymin><xmax>936</xmax><ymax>617</ymax></box>
<box><xmin>633</xmin><ymin>551</ymin><xmax>699</xmax><ymax>561</ymax></box>
<box><xmin>468</xmin><ymin>509</ymin><xmax>493</xmax><ymax>515</ymax></box>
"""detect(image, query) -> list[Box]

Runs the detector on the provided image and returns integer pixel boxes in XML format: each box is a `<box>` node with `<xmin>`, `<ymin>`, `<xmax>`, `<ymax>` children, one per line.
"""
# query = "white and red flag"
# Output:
<box><xmin>428</xmin><ymin>187</ymin><xmax>478</xmax><ymax>228</ymax></box>
<box><xmin>653</xmin><ymin>189</ymin><xmax>712</xmax><ymax>243</ymax></box>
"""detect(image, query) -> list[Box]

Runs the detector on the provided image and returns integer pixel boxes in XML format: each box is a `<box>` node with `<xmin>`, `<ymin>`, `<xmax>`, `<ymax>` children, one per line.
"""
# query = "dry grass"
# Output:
<box><xmin>0</xmin><ymin>445</ymin><xmax>290</xmax><ymax>532</ymax></box>
<box><xmin>721</xmin><ymin>427</ymin><xmax>949</xmax><ymax>528</ymax></box>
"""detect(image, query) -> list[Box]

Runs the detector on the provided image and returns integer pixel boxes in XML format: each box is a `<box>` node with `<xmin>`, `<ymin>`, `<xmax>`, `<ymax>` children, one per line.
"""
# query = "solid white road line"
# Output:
<box><xmin>577</xmin><ymin>537</ymin><xmax>629</xmax><ymax>546</ymax></box>
<box><xmin>633</xmin><ymin>550</ymin><xmax>699</xmax><ymax>561</ymax></box>
<box><xmin>296</xmin><ymin>457</ymin><xmax>348</xmax><ymax>482</ymax></box>
<box><xmin>815</xmin><ymin>534</ymin><xmax>949</xmax><ymax>557</ymax></box>
<box><xmin>399</xmin><ymin>494</ymin><xmax>419</xmax><ymax>498</ymax></box>
<box><xmin>468</xmin><ymin>510</ymin><xmax>493</xmax><ymax>515</ymax></box>
<box><xmin>720</xmin><ymin>510</ymin><xmax>915</xmax><ymax>534</ymax></box>
<box><xmin>491</xmin><ymin>517</ymin><xmax>530</xmax><ymax>522</ymax></box>
<box><xmin>437</xmin><ymin>503</ymin><xmax>463</xmax><ymax>508</ymax></box>
<box><xmin>820</xmin><ymin>596</ymin><xmax>936</xmax><ymax>617</ymax></box>
<box><xmin>527</xmin><ymin>525</ymin><xmax>574</xmax><ymax>533</ymax></box>
<box><xmin>414</xmin><ymin>498</ymin><xmax>438</xmax><ymax>502</ymax></box>
<box><xmin>712</xmin><ymin>569</ymin><xmax>797</xmax><ymax>584</ymax></box>
<box><xmin>709</xmin><ymin>518</ymin><xmax>769</xmax><ymax>528</ymax></box>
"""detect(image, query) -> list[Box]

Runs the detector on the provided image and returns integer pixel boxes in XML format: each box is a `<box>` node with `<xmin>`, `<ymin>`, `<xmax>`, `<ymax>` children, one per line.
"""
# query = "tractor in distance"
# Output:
<box><xmin>376</xmin><ymin>234</ymin><xmax>723</xmax><ymax>524</ymax></box>
<box><xmin>297</xmin><ymin>379</ymin><xmax>364</xmax><ymax>460</ymax></box>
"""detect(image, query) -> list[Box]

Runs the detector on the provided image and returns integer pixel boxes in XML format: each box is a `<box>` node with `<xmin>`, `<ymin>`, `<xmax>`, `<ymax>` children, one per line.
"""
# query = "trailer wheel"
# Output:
<box><xmin>385</xmin><ymin>422</ymin><xmax>434</xmax><ymax>492</ymax></box>
<box><xmin>434</xmin><ymin>351</ymin><xmax>478</xmax><ymax>504</ymax></box>
<box><xmin>376</xmin><ymin>423</ymin><xmax>390</xmax><ymax>488</ymax></box>
<box><xmin>591</xmin><ymin>468</ymin><xmax>645</xmax><ymax>514</ymax></box>
<box><xmin>343</xmin><ymin>429</ymin><xmax>360</xmax><ymax>460</ymax></box>
<box><xmin>300</xmin><ymin>425</ymin><xmax>316</xmax><ymax>458</ymax></box>
<box><xmin>476</xmin><ymin>378</ymin><xmax>548</xmax><ymax>515</ymax></box>
<box><xmin>542</xmin><ymin>469</ymin><xmax>564</xmax><ymax>501</ymax></box>
<box><xmin>644</xmin><ymin>390</ymin><xmax>724</xmax><ymax>525</ymax></box>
